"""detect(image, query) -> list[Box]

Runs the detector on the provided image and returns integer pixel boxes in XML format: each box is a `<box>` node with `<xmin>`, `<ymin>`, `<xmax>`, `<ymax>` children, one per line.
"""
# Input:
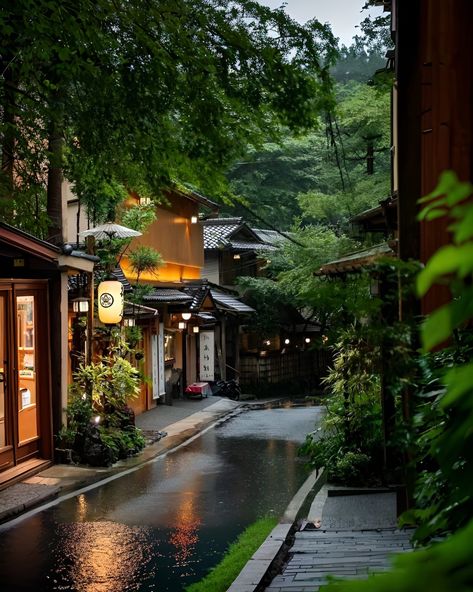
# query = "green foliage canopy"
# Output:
<box><xmin>0</xmin><ymin>0</ymin><xmax>338</xmax><ymax>235</ymax></box>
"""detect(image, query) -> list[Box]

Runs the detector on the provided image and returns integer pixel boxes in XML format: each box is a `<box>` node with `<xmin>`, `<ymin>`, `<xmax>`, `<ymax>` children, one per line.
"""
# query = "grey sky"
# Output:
<box><xmin>258</xmin><ymin>0</ymin><xmax>383</xmax><ymax>47</ymax></box>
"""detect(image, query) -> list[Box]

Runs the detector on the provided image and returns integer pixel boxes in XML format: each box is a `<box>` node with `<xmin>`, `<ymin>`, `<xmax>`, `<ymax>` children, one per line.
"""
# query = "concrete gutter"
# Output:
<box><xmin>227</xmin><ymin>468</ymin><xmax>327</xmax><ymax>592</ymax></box>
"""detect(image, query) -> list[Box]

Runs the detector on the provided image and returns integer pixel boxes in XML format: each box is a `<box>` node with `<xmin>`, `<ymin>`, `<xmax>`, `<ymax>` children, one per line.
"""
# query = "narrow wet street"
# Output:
<box><xmin>0</xmin><ymin>407</ymin><xmax>322</xmax><ymax>592</ymax></box>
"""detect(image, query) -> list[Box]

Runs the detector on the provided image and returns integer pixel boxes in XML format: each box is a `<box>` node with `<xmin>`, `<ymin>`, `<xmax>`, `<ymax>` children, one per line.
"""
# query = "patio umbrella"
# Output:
<box><xmin>79</xmin><ymin>223</ymin><xmax>142</xmax><ymax>241</ymax></box>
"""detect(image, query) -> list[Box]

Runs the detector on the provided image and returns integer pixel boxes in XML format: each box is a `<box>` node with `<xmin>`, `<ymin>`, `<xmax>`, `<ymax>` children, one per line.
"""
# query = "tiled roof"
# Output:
<box><xmin>203</xmin><ymin>218</ymin><xmax>274</xmax><ymax>252</ymax></box>
<box><xmin>182</xmin><ymin>285</ymin><xmax>211</xmax><ymax>310</ymax></box>
<box><xmin>143</xmin><ymin>289</ymin><xmax>192</xmax><ymax>303</ymax></box>
<box><xmin>210</xmin><ymin>289</ymin><xmax>255</xmax><ymax>314</ymax></box>
<box><xmin>229</xmin><ymin>240</ymin><xmax>274</xmax><ymax>251</ymax></box>
<box><xmin>252</xmin><ymin>228</ymin><xmax>288</xmax><ymax>245</ymax></box>
<box><xmin>203</xmin><ymin>219</ymin><xmax>243</xmax><ymax>249</ymax></box>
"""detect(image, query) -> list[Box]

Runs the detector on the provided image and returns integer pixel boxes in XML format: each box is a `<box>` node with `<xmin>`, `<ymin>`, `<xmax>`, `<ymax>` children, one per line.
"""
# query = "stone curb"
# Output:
<box><xmin>226</xmin><ymin>468</ymin><xmax>327</xmax><ymax>592</ymax></box>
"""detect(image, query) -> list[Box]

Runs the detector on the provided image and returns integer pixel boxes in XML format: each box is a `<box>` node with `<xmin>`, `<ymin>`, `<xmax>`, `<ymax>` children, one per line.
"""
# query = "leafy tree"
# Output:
<box><xmin>0</xmin><ymin>0</ymin><xmax>338</xmax><ymax>239</ymax></box>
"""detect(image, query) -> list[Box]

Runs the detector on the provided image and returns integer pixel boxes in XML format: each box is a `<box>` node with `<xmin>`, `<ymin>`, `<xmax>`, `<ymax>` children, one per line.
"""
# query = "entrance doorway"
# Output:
<box><xmin>0</xmin><ymin>282</ymin><xmax>51</xmax><ymax>474</ymax></box>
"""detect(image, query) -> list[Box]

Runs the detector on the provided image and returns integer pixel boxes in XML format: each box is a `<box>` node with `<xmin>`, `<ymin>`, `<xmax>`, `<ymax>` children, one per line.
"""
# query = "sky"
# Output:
<box><xmin>257</xmin><ymin>0</ymin><xmax>383</xmax><ymax>47</ymax></box>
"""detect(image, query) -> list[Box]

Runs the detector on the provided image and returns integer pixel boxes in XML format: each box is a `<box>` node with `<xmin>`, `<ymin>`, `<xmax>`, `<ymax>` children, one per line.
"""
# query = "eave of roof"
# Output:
<box><xmin>317</xmin><ymin>241</ymin><xmax>398</xmax><ymax>276</ymax></box>
<box><xmin>0</xmin><ymin>222</ymin><xmax>61</xmax><ymax>262</ymax></box>
<box><xmin>124</xmin><ymin>301</ymin><xmax>158</xmax><ymax>318</ymax></box>
<box><xmin>210</xmin><ymin>289</ymin><xmax>255</xmax><ymax>314</ymax></box>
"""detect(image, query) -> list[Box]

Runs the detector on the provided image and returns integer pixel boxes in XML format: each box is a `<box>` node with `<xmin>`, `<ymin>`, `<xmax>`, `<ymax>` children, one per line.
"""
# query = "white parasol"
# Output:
<box><xmin>78</xmin><ymin>223</ymin><xmax>142</xmax><ymax>241</ymax></box>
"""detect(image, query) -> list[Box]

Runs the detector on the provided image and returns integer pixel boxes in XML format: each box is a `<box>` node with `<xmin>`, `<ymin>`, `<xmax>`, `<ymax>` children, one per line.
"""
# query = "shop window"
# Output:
<box><xmin>164</xmin><ymin>331</ymin><xmax>175</xmax><ymax>363</ymax></box>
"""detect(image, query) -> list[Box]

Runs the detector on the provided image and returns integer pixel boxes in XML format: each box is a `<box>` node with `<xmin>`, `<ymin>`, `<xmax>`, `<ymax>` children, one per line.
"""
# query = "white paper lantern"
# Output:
<box><xmin>98</xmin><ymin>281</ymin><xmax>124</xmax><ymax>324</ymax></box>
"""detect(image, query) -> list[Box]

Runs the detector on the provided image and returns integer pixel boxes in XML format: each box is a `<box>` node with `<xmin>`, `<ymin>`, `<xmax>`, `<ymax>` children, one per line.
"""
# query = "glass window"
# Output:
<box><xmin>17</xmin><ymin>295</ymin><xmax>38</xmax><ymax>442</ymax></box>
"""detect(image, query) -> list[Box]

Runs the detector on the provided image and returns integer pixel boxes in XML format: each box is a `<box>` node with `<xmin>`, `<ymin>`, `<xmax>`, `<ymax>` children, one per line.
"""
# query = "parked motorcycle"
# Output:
<box><xmin>212</xmin><ymin>379</ymin><xmax>241</xmax><ymax>401</ymax></box>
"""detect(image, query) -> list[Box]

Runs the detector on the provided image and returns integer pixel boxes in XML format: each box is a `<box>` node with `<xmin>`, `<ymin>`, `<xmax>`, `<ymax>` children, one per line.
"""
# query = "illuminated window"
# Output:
<box><xmin>164</xmin><ymin>332</ymin><xmax>175</xmax><ymax>361</ymax></box>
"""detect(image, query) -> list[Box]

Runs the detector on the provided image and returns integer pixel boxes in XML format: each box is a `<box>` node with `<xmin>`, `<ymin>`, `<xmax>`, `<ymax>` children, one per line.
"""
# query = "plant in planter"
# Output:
<box><xmin>58</xmin><ymin>333</ymin><xmax>146</xmax><ymax>466</ymax></box>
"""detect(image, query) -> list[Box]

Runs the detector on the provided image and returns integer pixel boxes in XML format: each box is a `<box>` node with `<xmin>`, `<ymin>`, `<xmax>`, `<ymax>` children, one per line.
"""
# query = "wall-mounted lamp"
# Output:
<box><xmin>284</xmin><ymin>338</ymin><xmax>290</xmax><ymax>345</ymax></box>
<box><xmin>72</xmin><ymin>297</ymin><xmax>90</xmax><ymax>314</ymax></box>
<box><xmin>305</xmin><ymin>337</ymin><xmax>311</xmax><ymax>344</ymax></box>
<box><xmin>98</xmin><ymin>280</ymin><xmax>124</xmax><ymax>324</ymax></box>
<box><xmin>181</xmin><ymin>312</ymin><xmax>192</xmax><ymax>321</ymax></box>
<box><xmin>123</xmin><ymin>318</ymin><xmax>136</xmax><ymax>327</ymax></box>
<box><xmin>193</xmin><ymin>326</ymin><xmax>200</xmax><ymax>333</ymax></box>
<box><xmin>191</xmin><ymin>215</ymin><xmax>198</xmax><ymax>224</ymax></box>
<box><xmin>233</xmin><ymin>254</ymin><xmax>241</xmax><ymax>260</ymax></box>
<box><xmin>178</xmin><ymin>321</ymin><xmax>187</xmax><ymax>330</ymax></box>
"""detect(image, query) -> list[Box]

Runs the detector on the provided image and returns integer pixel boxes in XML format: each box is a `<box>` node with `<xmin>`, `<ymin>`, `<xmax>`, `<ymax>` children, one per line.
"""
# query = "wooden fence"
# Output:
<box><xmin>239</xmin><ymin>349</ymin><xmax>332</xmax><ymax>390</ymax></box>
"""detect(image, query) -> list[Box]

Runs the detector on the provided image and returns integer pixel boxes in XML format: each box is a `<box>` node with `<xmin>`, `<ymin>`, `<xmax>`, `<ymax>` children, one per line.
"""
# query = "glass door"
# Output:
<box><xmin>0</xmin><ymin>290</ymin><xmax>14</xmax><ymax>470</ymax></box>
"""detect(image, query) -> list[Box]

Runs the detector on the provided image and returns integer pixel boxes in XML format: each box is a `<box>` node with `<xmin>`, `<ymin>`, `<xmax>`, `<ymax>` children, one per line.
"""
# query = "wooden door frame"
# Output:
<box><xmin>0</xmin><ymin>286</ymin><xmax>14</xmax><ymax>471</ymax></box>
<box><xmin>0</xmin><ymin>280</ymin><xmax>53</xmax><ymax>469</ymax></box>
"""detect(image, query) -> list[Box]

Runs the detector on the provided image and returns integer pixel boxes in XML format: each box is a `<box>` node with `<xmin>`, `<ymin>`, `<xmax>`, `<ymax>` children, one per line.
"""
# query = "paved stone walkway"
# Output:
<box><xmin>266</xmin><ymin>528</ymin><xmax>412</xmax><ymax>591</ymax></box>
<box><xmin>264</xmin><ymin>488</ymin><xmax>413</xmax><ymax>592</ymax></box>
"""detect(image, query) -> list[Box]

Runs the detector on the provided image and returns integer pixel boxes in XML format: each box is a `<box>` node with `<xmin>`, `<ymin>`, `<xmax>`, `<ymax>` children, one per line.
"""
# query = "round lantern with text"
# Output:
<box><xmin>98</xmin><ymin>281</ymin><xmax>124</xmax><ymax>324</ymax></box>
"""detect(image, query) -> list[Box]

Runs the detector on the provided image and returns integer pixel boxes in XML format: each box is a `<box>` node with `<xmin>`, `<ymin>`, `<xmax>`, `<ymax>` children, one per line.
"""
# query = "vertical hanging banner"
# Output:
<box><xmin>151</xmin><ymin>334</ymin><xmax>160</xmax><ymax>399</ymax></box>
<box><xmin>199</xmin><ymin>330</ymin><xmax>215</xmax><ymax>381</ymax></box>
<box><xmin>158</xmin><ymin>322</ymin><xmax>166</xmax><ymax>396</ymax></box>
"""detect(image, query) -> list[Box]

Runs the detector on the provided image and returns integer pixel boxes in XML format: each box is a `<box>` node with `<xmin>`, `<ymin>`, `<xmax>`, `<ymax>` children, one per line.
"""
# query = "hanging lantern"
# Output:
<box><xmin>98</xmin><ymin>281</ymin><xmax>124</xmax><ymax>324</ymax></box>
<box><xmin>181</xmin><ymin>312</ymin><xmax>191</xmax><ymax>321</ymax></box>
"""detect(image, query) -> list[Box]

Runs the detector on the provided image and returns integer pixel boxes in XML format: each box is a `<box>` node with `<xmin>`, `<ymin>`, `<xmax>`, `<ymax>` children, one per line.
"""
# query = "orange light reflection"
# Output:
<box><xmin>169</xmin><ymin>495</ymin><xmax>202</xmax><ymax>566</ymax></box>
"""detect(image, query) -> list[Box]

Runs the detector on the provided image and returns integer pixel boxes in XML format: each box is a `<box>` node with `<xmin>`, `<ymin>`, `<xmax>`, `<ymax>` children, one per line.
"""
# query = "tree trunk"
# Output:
<box><xmin>47</xmin><ymin>120</ymin><xmax>64</xmax><ymax>244</ymax></box>
<box><xmin>1</xmin><ymin>58</ymin><xmax>18</xmax><ymax>197</ymax></box>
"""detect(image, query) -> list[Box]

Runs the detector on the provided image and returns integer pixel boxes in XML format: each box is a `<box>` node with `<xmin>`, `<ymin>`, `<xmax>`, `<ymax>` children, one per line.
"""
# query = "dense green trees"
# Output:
<box><xmin>224</xmin><ymin>72</ymin><xmax>391</xmax><ymax>231</ymax></box>
<box><xmin>0</xmin><ymin>0</ymin><xmax>338</xmax><ymax>239</ymax></box>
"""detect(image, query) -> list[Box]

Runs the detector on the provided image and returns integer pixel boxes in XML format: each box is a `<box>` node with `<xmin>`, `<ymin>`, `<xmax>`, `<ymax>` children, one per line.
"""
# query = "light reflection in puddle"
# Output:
<box><xmin>169</xmin><ymin>496</ymin><xmax>201</xmax><ymax>568</ymax></box>
<box><xmin>52</xmin><ymin>521</ymin><xmax>157</xmax><ymax>592</ymax></box>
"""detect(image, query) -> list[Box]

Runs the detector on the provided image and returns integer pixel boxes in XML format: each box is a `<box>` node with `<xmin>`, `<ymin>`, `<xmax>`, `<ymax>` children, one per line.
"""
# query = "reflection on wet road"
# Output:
<box><xmin>0</xmin><ymin>407</ymin><xmax>323</xmax><ymax>591</ymax></box>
